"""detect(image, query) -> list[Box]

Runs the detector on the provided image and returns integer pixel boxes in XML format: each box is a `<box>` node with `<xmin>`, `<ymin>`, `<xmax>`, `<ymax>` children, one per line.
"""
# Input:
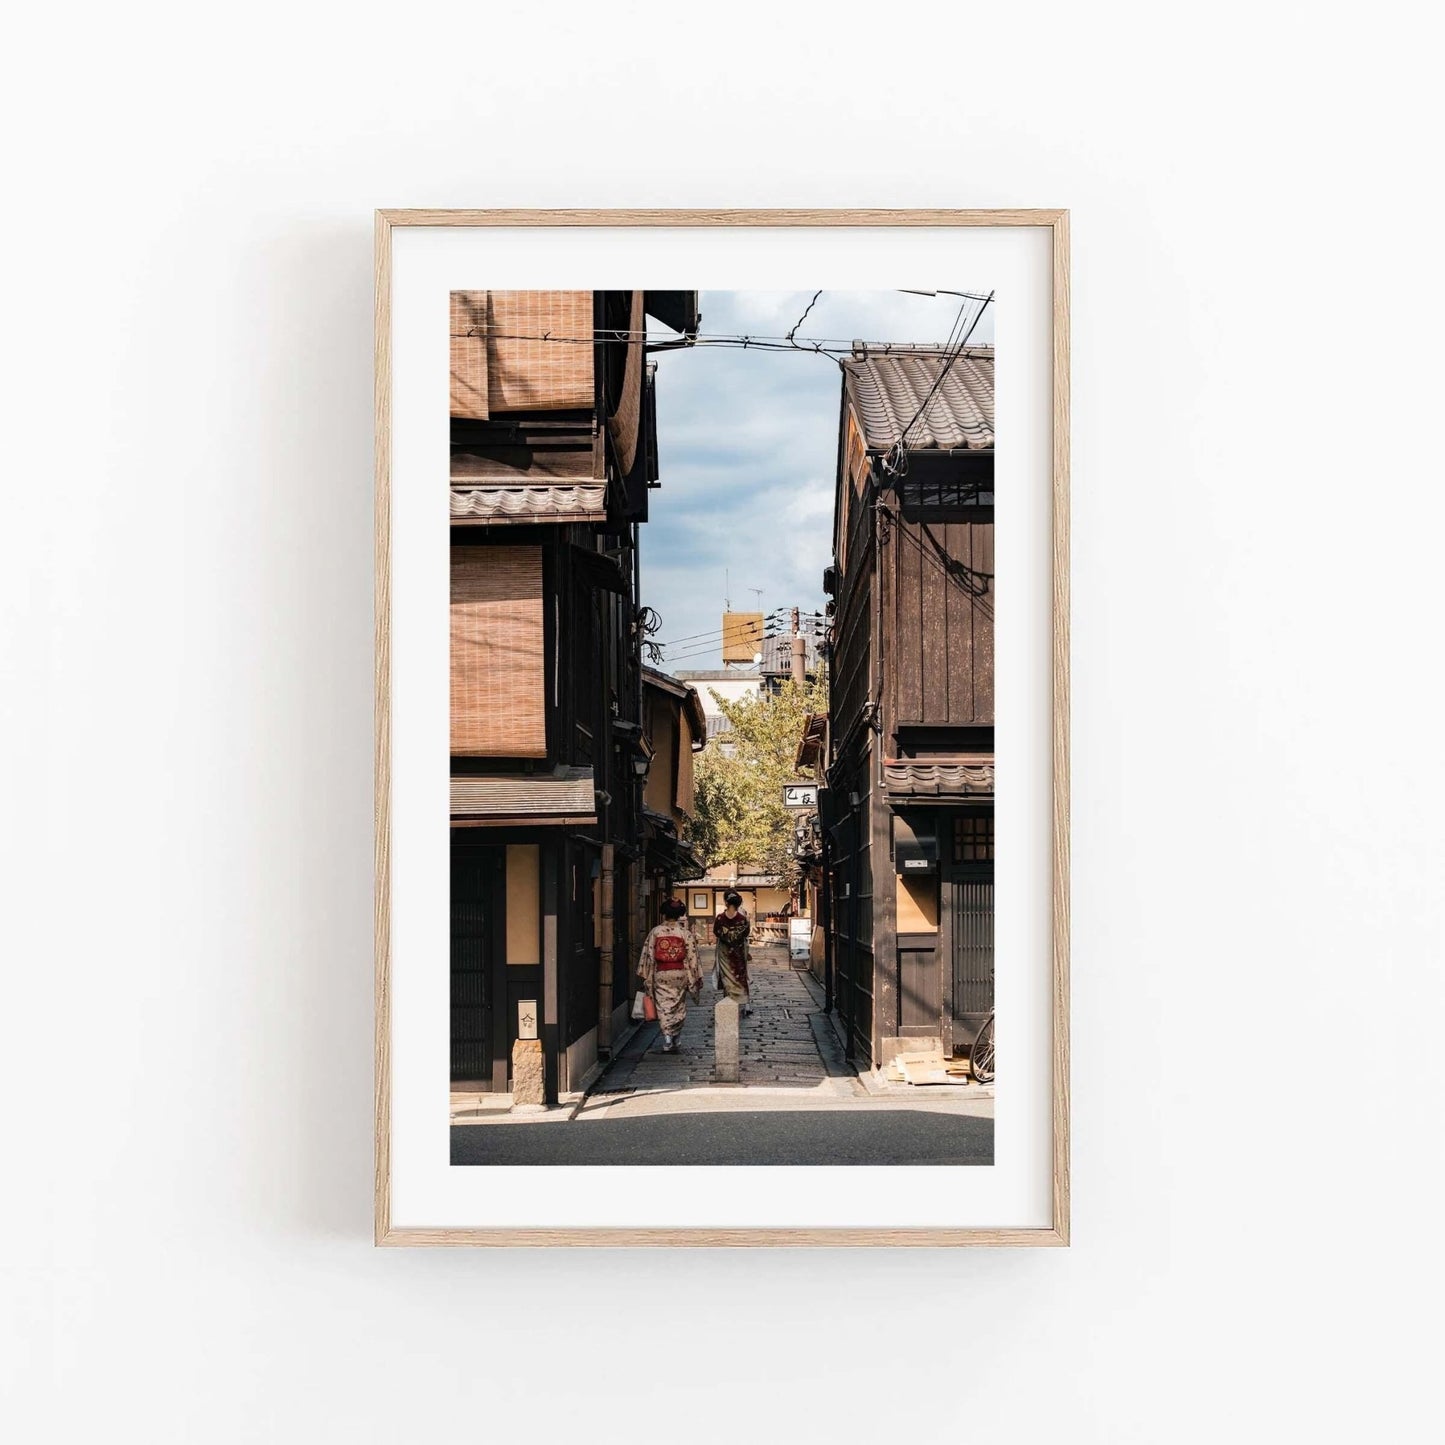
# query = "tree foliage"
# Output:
<box><xmin>690</xmin><ymin>674</ymin><xmax>827</xmax><ymax>877</ymax></box>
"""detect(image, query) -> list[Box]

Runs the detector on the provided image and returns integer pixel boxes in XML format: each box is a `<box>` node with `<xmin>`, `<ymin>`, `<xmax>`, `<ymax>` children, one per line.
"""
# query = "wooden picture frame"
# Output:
<box><xmin>376</xmin><ymin>209</ymin><xmax>1069</xmax><ymax>1246</ymax></box>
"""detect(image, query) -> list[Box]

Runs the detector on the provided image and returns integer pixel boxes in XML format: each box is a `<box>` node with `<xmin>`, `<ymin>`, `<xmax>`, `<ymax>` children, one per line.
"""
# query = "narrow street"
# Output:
<box><xmin>451</xmin><ymin>946</ymin><xmax>994</xmax><ymax>1166</ymax></box>
<box><xmin>593</xmin><ymin>944</ymin><xmax>857</xmax><ymax>1097</ymax></box>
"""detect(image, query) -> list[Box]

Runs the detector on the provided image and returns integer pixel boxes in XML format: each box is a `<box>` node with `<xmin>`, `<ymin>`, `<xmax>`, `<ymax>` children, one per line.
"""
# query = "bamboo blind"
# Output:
<box><xmin>450</xmin><ymin>290</ymin><xmax>595</xmax><ymax>418</ymax></box>
<box><xmin>449</xmin><ymin>292</ymin><xmax>490</xmax><ymax>419</ymax></box>
<box><xmin>450</xmin><ymin>546</ymin><xmax>546</xmax><ymax>757</ymax></box>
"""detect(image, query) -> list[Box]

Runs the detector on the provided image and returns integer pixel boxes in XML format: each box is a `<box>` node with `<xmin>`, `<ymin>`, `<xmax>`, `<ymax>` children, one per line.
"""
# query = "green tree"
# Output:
<box><xmin>690</xmin><ymin>674</ymin><xmax>827</xmax><ymax>877</ymax></box>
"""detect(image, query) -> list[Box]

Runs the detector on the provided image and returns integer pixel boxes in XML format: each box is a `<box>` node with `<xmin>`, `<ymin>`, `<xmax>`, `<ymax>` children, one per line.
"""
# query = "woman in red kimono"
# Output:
<box><xmin>638</xmin><ymin>897</ymin><xmax>701</xmax><ymax>1052</ymax></box>
<box><xmin>713</xmin><ymin>890</ymin><xmax>753</xmax><ymax>1016</ymax></box>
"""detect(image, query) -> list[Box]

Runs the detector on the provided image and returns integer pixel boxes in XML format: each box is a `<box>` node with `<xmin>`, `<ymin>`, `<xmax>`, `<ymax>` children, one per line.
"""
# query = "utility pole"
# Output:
<box><xmin>790</xmin><ymin>606</ymin><xmax>806</xmax><ymax>684</ymax></box>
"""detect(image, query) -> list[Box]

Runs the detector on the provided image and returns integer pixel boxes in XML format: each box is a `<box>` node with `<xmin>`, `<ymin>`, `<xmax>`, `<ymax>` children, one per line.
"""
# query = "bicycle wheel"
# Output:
<box><xmin>971</xmin><ymin>1014</ymin><xmax>995</xmax><ymax>1083</ymax></box>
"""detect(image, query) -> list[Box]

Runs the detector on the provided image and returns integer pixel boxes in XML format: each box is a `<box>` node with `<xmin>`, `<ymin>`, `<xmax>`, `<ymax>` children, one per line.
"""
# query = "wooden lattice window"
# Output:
<box><xmin>953</xmin><ymin>815</ymin><xmax>995</xmax><ymax>863</ymax></box>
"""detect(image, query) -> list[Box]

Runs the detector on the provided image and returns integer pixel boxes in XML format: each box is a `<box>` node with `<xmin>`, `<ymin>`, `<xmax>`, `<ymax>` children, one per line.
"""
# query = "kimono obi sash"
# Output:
<box><xmin>653</xmin><ymin>932</ymin><xmax>689</xmax><ymax>970</ymax></box>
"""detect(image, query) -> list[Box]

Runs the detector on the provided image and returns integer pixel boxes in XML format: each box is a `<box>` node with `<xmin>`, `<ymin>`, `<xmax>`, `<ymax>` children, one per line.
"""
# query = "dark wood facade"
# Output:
<box><xmin>823</xmin><ymin>349</ymin><xmax>996</xmax><ymax>1069</ymax></box>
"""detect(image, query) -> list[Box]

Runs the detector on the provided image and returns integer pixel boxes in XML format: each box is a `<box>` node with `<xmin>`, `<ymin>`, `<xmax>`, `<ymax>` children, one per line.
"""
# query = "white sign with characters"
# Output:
<box><xmin>782</xmin><ymin>783</ymin><xmax>819</xmax><ymax>809</ymax></box>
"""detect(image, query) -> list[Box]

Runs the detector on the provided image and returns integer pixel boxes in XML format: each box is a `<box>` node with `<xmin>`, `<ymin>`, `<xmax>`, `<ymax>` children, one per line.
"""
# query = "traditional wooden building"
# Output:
<box><xmin>823</xmin><ymin>343</ymin><xmax>995</xmax><ymax>1071</ymax></box>
<box><xmin>639</xmin><ymin>666</ymin><xmax>707</xmax><ymax>944</ymax></box>
<box><xmin>449</xmin><ymin>289</ymin><xmax>698</xmax><ymax>1103</ymax></box>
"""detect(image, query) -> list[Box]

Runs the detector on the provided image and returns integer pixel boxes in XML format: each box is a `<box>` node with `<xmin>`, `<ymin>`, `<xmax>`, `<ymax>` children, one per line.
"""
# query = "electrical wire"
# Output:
<box><xmin>785</xmin><ymin>291</ymin><xmax>823</xmax><ymax>347</ymax></box>
<box><xmin>654</xmin><ymin>609</ymin><xmax>816</xmax><ymax>649</ymax></box>
<box><xmin>659</xmin><ymin>634</ymin><xmax>782</xmax><ymax>664</ymax></box>
<box><xmin>658</xmin><ymin>622</ymin><xmax>827</xmax><ymax>666</ymax></box>
<box><xmin>881</xmin><ymin>291</ymin><xmax>994</xmax><ymax>477</ymax></box>
<box><xmin>652</xmin><ymin>609</ymin><xmax>785</xmax><ymax>647</ymax></box>
<box><xmin>654</xmin><ymin>615</ymin><xmax>826</xmax><ymax>654</ymax></box>
<box><xmin>460</xmin><ymin>327</ymin><xmax>987</xmax><ymax>357</ymax></box>
<box><xmin>651</xmin><ymin>628</ymin><xmax>778</xmax><ymax>653</ymax></box>
<box><xmin>901</xmin><ymin>294</ymin><xmax>993</xmax><ymax>445</ymax></box>
<box><xmin>660</xmin><ymin>634</ymin><xmax>781</xmax><ymax>664</ymax></box>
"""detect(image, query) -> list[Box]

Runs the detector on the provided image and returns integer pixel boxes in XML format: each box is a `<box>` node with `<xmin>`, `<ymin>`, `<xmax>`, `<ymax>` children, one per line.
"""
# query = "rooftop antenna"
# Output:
<box><xmin>747</xmin><ymin>587</ymin><xmax>765</xmax><ymax>611</ymax></box>
<box><xmin>724</xmin><ymin>568</ymin><xmax>731</xmax><ymax>611</ymax></box>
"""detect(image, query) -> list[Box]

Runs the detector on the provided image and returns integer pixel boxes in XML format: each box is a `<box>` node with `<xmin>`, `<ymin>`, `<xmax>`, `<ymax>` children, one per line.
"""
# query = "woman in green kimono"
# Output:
<box><xmin>713</xmin><ymin>890</ymin><xmax>753</xmax><ymax>1016</ymax></box>
<box><xmin>638</xmin><ymin>897</ymin><xmax>702</xmax><ymax>1053</ymax></box>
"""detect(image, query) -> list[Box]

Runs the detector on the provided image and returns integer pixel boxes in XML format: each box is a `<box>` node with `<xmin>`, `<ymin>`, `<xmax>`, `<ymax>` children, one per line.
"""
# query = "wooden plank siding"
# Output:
<box><xmin>830</xmin><ymin>469</ymin><xmax>877</xmax><ymax>746</ymax></box>
<box><xmin>832</xmin><ymin>566</ymin><xmax>872</xmax><ymax>747</ymax></box>
<box><xmin>829</xmin><ymin>727</ymin><xmax>876</xmax><ymax>1064</ymax></box>
<box><xmin>972</xmin><ymin>520</ymin><xmax>995</xmax><ymax>722</ymax></box>
<box><xmin>885</xmin><ymin>514</ymin><xmax>995</xmax><ymax>731</ymax></box>
<box><xmin>921</xmin><ymin>522</ymin><xmax>949</xmax><ymax>721</ymax></box>
<box><xmin>867</xmin><ymin>496</ymin><xmax>896</xmax><ymax>1065</ymax></box>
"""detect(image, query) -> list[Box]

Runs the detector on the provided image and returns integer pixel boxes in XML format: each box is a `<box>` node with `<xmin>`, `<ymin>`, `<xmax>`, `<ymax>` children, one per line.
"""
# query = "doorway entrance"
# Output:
<box><xmin>946</xmin><ymin>813</ymin><xmax>994</xmax><ymax>1052</ymax></box>
<box><xmin>451</xmin><ymin>844</ymin><xmax>502</xmax><ymax>1086</ymax></box>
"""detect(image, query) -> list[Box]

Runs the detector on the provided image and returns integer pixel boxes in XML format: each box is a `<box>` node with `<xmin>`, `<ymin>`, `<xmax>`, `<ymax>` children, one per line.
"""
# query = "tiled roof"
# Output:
<box><xmin>843</xmin><ymin>346</ymin><xmax>995</xmax><ymax>452</ymax></box>
<box><xmin>694</xmin><ymin>871</ymin><xmax>783</xmax><ymax>888</ymax></box>
<box><xmin>884</xmin><ymin>761</ymin><xmax>995</xmax><ymax>798</ymax></box>
<box><xmin>451</xmin><ymin>767</ymin><xmax>596</xmax><ymax>822</ymax></box>
<box><xmin>450</xmin><ymin>483</ymin><xmax>608</xmax><ymax>524</ymax></box>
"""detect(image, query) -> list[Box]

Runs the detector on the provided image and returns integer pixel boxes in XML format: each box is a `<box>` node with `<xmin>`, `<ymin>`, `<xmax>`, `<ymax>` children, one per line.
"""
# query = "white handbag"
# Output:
<box><xmin>631</xmin><ymin>990</ymin><xmax>647</xmax><ymax>1021</ymax></box>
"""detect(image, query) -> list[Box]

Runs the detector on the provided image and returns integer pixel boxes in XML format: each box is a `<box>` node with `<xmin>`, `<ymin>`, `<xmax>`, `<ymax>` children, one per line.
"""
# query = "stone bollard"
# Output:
<box><xmin>714</xmin><ymin>997</ymin><xmax>740</xmax><ymax>1083</ymax></box>
<box><xmin>511</xmin><ymin>1038</ymin><xmax>546</xmax><ymax>1110</ymax></box>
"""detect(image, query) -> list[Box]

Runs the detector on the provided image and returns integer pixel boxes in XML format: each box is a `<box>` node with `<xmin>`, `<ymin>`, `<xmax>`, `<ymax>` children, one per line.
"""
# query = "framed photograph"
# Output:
<box><xmin>376</xmin><ymin>210</ymin><xmax>1069</xmax><ymax>1245</ymax></box>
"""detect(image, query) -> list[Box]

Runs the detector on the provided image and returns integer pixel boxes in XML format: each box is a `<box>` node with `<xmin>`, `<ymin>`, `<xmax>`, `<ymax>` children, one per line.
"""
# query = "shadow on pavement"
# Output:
<box><xmin>451</xmin><ymin>1109</ymin><xmax>994</xmax><ymax>1166</ymax></box>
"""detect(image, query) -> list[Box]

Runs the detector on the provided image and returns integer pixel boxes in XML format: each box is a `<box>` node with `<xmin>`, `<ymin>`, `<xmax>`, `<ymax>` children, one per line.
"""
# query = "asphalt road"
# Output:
<box><xmin>451</xmin><ymin>1108</ymin><xmax>994</xmax><ymax>1166</ymax></box>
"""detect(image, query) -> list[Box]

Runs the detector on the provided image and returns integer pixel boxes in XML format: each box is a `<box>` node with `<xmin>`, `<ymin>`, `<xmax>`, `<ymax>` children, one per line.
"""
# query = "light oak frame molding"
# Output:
<box><xmin>375</xmin><ymin>209</ymin><xmax>1070</xmax><ymax>1247</ymax></box>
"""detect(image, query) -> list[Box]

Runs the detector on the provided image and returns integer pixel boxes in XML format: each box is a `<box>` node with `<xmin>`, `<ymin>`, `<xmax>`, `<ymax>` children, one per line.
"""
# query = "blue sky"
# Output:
<box><xmin>639</xmin><ymin>290</ymin><xmax>995</xmax><ymax>670</ymax></box>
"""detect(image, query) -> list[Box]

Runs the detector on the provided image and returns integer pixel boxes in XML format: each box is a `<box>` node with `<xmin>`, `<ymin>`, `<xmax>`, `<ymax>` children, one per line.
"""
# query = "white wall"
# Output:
<box><xmin>677</xmin><ymin>673</ymin><xmax>763</xmax><ymax>720</ymax></box>
<box><xmin>3</xmin><ymin>4</ymin><xmax>1442</xmax><ymax>1442</ymax></box>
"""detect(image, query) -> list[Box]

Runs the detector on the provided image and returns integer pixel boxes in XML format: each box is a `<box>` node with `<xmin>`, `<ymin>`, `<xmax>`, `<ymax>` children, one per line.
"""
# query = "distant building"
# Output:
<box><xmin>676</xmin><ymin>623</ymin><xmax>823</xmax><ymax>751</ymax></box>
<box><xmin>640</xmin><ymin>666</ymin><xmax>708</xmax><ymax>944</ymax></box>
<box><xmin>673</xmin><ymin>668</ymin><xmax>762</xmax><ymax>753</ymax></box>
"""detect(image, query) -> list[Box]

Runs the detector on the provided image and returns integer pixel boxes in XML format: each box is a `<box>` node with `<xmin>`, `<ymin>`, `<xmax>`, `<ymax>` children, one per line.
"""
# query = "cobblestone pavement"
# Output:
<box><xmin>583</xmin><ymin>945</ymin><xmax>864</xmax><ymax>1110</ymax></box>
<box><xmin>450</xmin><ymin>946</ymin><xmax>995</xmax><ymax>1160</ymax></box>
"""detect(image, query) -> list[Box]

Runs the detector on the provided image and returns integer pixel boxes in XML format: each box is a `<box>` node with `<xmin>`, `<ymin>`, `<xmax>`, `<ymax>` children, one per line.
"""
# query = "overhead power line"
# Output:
<box><xmin>660</xmin><ymin>629</ymin><xmax>782</xmax><ymax>662</ymax></box>
<box><xmin>882</xmin><ymin>290</ymin><xmax>995</xmax><ymax>478</ymax></box>
<box><xmin>653</xmin><ymin>612</ymin><xmax>827</xmax><ymax>654</ymax></box>
<box><xmin>653</xmin><ymin>609</ymin><xmax>785</xmax><ymax>648</ymax></box>
<box><xmin>460</xmin><ymin>327</ymin><xmax>990</xmax><ymax>358</ymax></box>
